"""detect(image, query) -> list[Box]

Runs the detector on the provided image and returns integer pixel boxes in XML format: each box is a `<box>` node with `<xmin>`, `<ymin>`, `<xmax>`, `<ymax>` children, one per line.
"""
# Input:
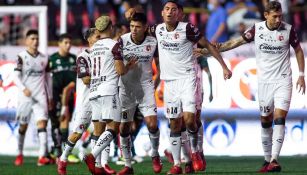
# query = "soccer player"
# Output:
<box><xmin>195</xmin><ymin>1</ymin><xmax>305</xmax><ymax>172</ymax></box>
<box><xmin>13</xmin><ymin>29</ymin><xmax>53</xmax><ymax>166</ymax></box>
<box><xmin>49</xmin><ymin>33</ymin><xmax>77</xmax><ymax>159</ymax></box>
<box><xmin>116</xmin><ymin>13</ymin><xmax>162</xmax><ymax>175</ymax></box>
<box><xmin>83</xmin><ymin>15</ymin><xmax>137</xmax><ymax>175</ymax></box>
<box><xmin>126</xmin><ymin>1</ymin><xmax>232</xmax><ymax>174</ymax></box>
<box><xmin>57</xmin><ymin>28</ymin><xmax>115</xmax><ymax>175</ymax></box>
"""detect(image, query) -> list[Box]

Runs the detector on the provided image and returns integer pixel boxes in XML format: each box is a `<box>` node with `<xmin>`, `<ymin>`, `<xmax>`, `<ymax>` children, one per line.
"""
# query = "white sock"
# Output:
<box><xmin>197</xmin><ymin>123</ymin><xmax>204</xmax><ymax>152</ymax></box>
<box><xmin>169</xmin><ymin>133</ymin><xmax>181</xmax><ymax>166</ymax></box>
<box><xmin>60</xmin><ymin>140</ymin><xmax>75</xmax><ymax>161</ymax></box>
<box><xmin>271</xmin><ymin>125</ymin><xmax>285</xmax><ymax>161</ymax></box>
<box><xmin>187</xmin><ymin>129</ymin><xmax>198</xmax><ymax>153</ymax></box>
<box><xmin>91</xmin><ymin>135</ymin><xmax>102</xmax><ymax>167</ymax></box>
<box><xmin>120</xmin><ymin>135</ymin><xmax>132</xmax><ymax>168</ymax></box>
<box><xmin>91</xmin><ymin>130</ymin><xmax>114</xmax><ymax>158</ymax></box>
<box><xmin>38</xmin><ymin>129</ymin><xmax>47</xmax><ymax>158</ymax></box>
<box><xmin>261</xmin><ymin>127</ymin><xmax>273</xmax><ymax>162</ymax></box>
<box><xmin>181</xmin><ymin>130</ymin><xmax>191</xmax><ymax>162</ymax></box>
<box><xmin>149</xmin><ymin>129</ymin><xmax>160</xmax><ymax>157</ymax></box>
<box><xmin>17</xmin><ymin>132</ymin><xmax>25</xmax><ymax>155</ymax></box>
<box><xmin>101</xmin><ymin>145</ymin><xmax>110</xmax><ymax>166</ymax></box>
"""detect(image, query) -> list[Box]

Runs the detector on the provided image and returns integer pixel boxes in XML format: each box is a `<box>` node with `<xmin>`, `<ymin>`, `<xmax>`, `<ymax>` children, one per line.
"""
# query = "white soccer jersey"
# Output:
<box><xmin>120</xmin><ymin>33</ymin><xmax>157</xmax><ymax>86</ymax></box>
<box><xmin>242</xmin><ymin>21</ymin><xmax>300</xmax><ymax>82</ymax></box>
<box><xmin>149</xmin><ymin>22</ymin><xmax>202</xmax><ymax>80</ymax></box>
<box><xmin>14</xmin><ymin>50</ymin><xmax>49</xmax><ymax>98</ymax></box>
<box><xmin>89</xmin><ymin>38</ymin><xmax>122</xmax><ymax>99</ymax></box>
<box><xmin>76</xmin><ymin>49</ymin><xmax>91</xmax><ymax>109</ymax></box>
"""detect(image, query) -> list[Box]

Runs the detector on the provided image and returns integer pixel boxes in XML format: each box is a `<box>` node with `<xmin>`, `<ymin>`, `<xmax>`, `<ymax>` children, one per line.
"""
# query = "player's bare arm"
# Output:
<box><xmin>294</xmin><ymin>45</ymin><xmax>306</xmax><ymax>94</ymax></box>
<box><xmin>154</xmin><ymin>57</ymin><xmax>160</xmax><ymax>90</ymax></box>
<box><xmin>82</xmin><ymin>76</ymin><xmax>91</xmax><ymax>85</ymax></box>
<box><xmin>198</xmin><ymin>37</ymin><xmax>232</xmax><ymax>80</ymax></box>
<box><xmin>60</xmin><ymin>81</ymin><xmax>75</xmax><ymax>121</ymax></box>
<box><xmin>218</xmin><ymin>36</ymin><xmax>247</xmax><ymax>52</ymax></box>
<box><xmin>114</xmin><ymin>58</ymin><xmax>137</xmax><ymax>75</ymax></box>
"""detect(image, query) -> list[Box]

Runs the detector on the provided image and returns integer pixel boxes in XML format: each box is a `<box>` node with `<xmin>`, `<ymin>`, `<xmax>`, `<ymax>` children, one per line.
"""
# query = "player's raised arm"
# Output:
<box><xmin>112</xmin><ymin>38</ymin><xmax>137</xmax><ymax>75</ymax></box>
<box><xmin>198</xmin><ymin>37</ymin><xmax>232</xmax><ymax>80</ymax></box>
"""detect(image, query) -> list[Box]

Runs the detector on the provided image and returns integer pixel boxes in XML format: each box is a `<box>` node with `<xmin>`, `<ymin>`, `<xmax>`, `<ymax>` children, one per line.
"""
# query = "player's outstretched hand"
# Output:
<box><xmin>223</xmin><ymin>68</ymin><xmax>232</xmax><ymax>80</ymax></box>
<box><xmin>126</xmin><ymin>57</ymin><xmax>138</xmax><ymax>70</ymax></box>
<box><xmin>296</xmin><ymin>76</ymin><xmax>305</xmax><ymax>95</ymax></box>
<box><xmin>193</xmin><ymin>48</ymin><xmax>204</xmax><ymax>58</ymax></box>
<box><xmin>125</xmin><ymin>8</ymin><xmax>136</xmax><ymax>21</ymax></box>
<box><xmin>212</xmin><ymin>42</ymin><xmax>222</xmax><ymax>49</ymax></box>
<box><xmin>23</xmin><ymin>88</ymin><xmax>31</xmax><ymax>97</ymax></box>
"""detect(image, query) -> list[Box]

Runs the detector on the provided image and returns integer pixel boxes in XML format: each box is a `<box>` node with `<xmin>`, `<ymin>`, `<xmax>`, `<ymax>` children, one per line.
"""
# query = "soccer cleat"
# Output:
<box><xmin>68</xmin><ymin>154</ymin><xmax>80</xmax><ymax>163</ymax></box>
<box><xmin>184</xmin><ymin>161</ymin><xmax>194</xmax><ymax>174</ymax></box>
<box><xmin>37</xmin><ymin>157</ymin><xmax>51</xmax><ymax>166</ymax></box>
<box><xmin>164</xmin><ymin>149</ymin><xmax>174</xmax><ymax>164</ymax></box>
<box><xmin>167</xmin><ymin>165</ymin><xmax>183</xmax><ymax>175</ymax></box>
<box><xmin>14</xmin><ymin>154</ymin><xmax>24</xmax><ymax>166</ymax></box>
<box><xmin>267</xmin><ymin>159</ymin><xmax>282</xmax><ymax>172</ymax></box>
<box><xmin>152</xmin><ymin>156</ymin><xmax>163</xmax><ymax>173</ymax></box>
<box><xmin>116</xmin><ymin>166</ymin><xmax>134</xmax><ymax>175</ymax></box>
<box><xmin>84</xmin><ymin>154</ymin><xmax>96</xmax><ymax>174</ymax></box>
<box><xmin>57</xmin><ymin>160</ymin><xmax>67</xmax><ymax>175</ymax></box>
<box><xmin>200</xmin><ymin>152</ymin><xmax>207</xmax><ymax>171</ymax></box>
<box><xmin>104</xmin><ymin>164</ymin><xmax>117</xmax><ymax>174</ymax></box>
<box><xmin>258</xmin><ymin>161</ymin><xmax>270</xmax><ymax>173</ymax></box>
<box><xmin>191</xmin><ymin>152</ymin><xmax>203</xmax><ymax>171</ymax></box>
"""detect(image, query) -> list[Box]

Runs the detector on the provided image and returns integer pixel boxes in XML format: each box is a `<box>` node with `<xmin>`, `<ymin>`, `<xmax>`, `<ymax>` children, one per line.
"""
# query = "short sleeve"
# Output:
<box><xmin>289</xmin><ymin>26</ymin><xmax>300</xmax><ymax>49</ymax></box>
<box><xmin>242</xmin><ymin>25</ymin><xmax>255</xmax><ymax>43</ymax></box>
<box><xmin>14</xmin><ymin>56</ymin><xmax>23</xmax><ymax>71</ymax></box>
<box><xmin>186</xmin><ymin>23</ymin><xmax>202</xmax><ymax>43</ymax></box>
<box><xmin>76</xmin><ymin>56</ymin><xmax>90</xmax><ymax>78</ymax></box>
<box><xmin>112</xmin><ymin>38</ymin><xmax>123</xmax><ymax>60</ymax></box>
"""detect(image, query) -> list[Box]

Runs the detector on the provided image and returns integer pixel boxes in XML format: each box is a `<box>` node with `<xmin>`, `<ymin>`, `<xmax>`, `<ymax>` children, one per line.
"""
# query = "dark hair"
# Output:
<box><xmin>264</xmin><ymin>1</ymin><xmax>282</xmax><ymax>13</ymax></box>
<box><xmin>163</xmin><ymin>0</ymin><xmax>179</xmax><ymax>9</ymax></box>
<box><xmin>131</xmin><ymin>13</ymin><xmax>147</xmax><ymax>24</ymax></box>
<box><xmin>26</xmin><ymin>29</ymin><xmax>38</xmax><ymax>37</ymax></box>
<box><xmin>83</xmin><ymin>28</ymin><xmax>96</xmax><ymax>41</ymax></box>
<box><xmin>58</xmin><ymin>33</ymin><xmax>72</xmax><ymax>42</ymax></box>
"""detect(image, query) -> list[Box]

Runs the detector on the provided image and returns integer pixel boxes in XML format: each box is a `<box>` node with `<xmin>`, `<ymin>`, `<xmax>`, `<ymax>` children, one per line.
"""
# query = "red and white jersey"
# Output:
<box><xmin>76</xmin><ymin>49</ymin><xmax>91</xmax><ymax>108</ymax></box>
<box><xmin>14</xmin><ymin>50</ymin><xmax>49</xmax><ymax>98</ymax></box>
<box><xmin>120</xmin><ymin>33</ymin><xmax>157</xmax><ymax>86</ymax></box>
<box><xmin>89</xmin><ymin>38</ymin><xmax>122</xmax><ymax>99</ymax></box>
<box><xmin>242</xmin><ymin>21</ymin><xmax>300</xmax><ymax>82</ymax></box>
<box><xmin>149</xmin><ymin>22</ymin><xmax>202</xmax><ymax>80</ymax></box>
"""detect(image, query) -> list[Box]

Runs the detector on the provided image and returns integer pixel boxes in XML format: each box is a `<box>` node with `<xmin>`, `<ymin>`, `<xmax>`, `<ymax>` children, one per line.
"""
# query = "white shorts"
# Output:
<box><xmin>72</xmin><ymin>102</ymin><xmax>92</xmax><ymax>134</ymax></box>
<box><xmin>90</xmin><ymin>94</ymin><xmax>121</xmax><ymax>122</ymax></box>
<box><xmin>164</xmin><ymin>76</ymin><xmax>196</xmax><ymax>119</ymax></box>
<box><xmin>119</xmin><ymin>83</ymin><xmax>157</xmax><ymax>122</ymax></box>
<box><xmin>16</xmin><ymin>95</ymin><xmax>48</xmax><ymax>124</ymax></box>
<box><xmin>258</xmin><ymin>80</ymin><xmax>292</xmax><ymax>116</ymax></box>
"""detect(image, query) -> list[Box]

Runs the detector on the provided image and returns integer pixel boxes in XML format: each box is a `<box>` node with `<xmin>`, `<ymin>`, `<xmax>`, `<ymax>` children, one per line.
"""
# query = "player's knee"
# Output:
<box><xmin>19</xmin><ymin>125</ymin><xmax>28</xmax><ymax>135</ymax></box>
<box><xmin>69</xmin><ymin>132</ymin><xmax>82</xmax><ymax>143</ymax></box>
<box><xmin>146</xmin><ymin>122</ymin><xmax>158</xmax><ymax>133</ymax></box>
<box><xmin>274</xmin><ymin>118</ymin><xmax>285</xmax><ymax>125</ymax></box>
<box><xmin>120</xmin><ymin>122</ymin><xmax>131</xmax><ymax>134</ymax></box>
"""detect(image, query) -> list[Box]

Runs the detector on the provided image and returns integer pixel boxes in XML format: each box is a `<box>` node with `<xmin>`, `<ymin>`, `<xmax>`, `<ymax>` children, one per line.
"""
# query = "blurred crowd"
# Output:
<box><xmin>0</xmin><ymin>0</ymin><xmax>307</xmax><ymax>45</ymax></box>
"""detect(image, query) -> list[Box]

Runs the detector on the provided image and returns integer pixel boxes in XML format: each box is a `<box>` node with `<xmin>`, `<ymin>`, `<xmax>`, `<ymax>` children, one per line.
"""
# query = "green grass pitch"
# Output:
<box><xmin>0</xmin><ymin>156</ymin><xmax>307</xmax><ymax>175</ymax></box>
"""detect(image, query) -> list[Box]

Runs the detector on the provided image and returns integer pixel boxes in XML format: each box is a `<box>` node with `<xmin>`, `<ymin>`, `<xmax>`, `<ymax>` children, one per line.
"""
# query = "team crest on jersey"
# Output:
<box><xmin>278</xmin><ymin>35</ymin><xmax>284</xmax><ymax>41</ymax></box>
<box><xmin>245</xmin><ymin>32</ymin><xmax>252</xmax><ymax>39</ymax></box>
<box><xmin>174</xmin><ymin>33</ymin><xmax>179</xmax><ymax>39</ymax></box>
<box><xmin>259</xmin><ymin>26</ymin><xmax>264</xmax><ymax>30</ymax></box>
<box><xmin>56</xmin><ymin>59</ymin><xmax>61</xmax><ymax>64</ymax></box>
